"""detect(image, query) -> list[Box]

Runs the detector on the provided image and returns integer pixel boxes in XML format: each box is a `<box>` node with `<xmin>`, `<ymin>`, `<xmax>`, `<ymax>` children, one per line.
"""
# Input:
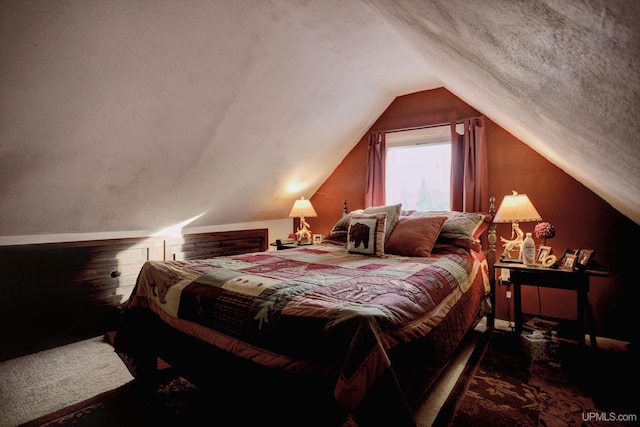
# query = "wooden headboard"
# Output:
<box><xmin>486</xmin><ymin>196</ymin><xmax>497</xmax><ymax>328</ymax></box>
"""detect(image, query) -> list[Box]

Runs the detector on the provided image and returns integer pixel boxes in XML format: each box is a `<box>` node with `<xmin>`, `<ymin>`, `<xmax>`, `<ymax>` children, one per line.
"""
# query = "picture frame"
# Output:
<box><xmin>536</xmin><ymin>246</ymin><xmax>552</xmax><ymax>263</ymax></box>
<box><xmin>577</xmin><ymin>249</ymin><xmax>594</xmax><ymax>269</ymax></box>
<box><xmin>313</xmin><ymin>234</ymin><xmax>324</xmax><ymax>244</ymax></box>
<box><xmin>561</xmin><ymin>253</ymin><xmax>578</xmax><ymax>271</ymax></box>
<box><xmin>559</xmin><ymin>248</ymin><xmax>579</xmax><ymax>264</ymax></box>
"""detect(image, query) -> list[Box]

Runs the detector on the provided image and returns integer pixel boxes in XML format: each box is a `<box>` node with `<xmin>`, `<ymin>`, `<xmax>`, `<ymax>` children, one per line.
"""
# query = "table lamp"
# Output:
<box><xmin>289</xmin><ymin>197</ymin><xmax>317</xmax><ymax>244</ymax></box>
<box><xmin>493</xmin><ymin>191</ymin><xmax>542</xmax><ymax>262</ymax></box>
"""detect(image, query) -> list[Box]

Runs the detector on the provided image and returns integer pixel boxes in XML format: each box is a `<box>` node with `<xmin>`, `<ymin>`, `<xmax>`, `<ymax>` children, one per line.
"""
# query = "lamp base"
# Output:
<box><xmin>294</xmin><ymin>216</ymin><xmax>313</xmax><ymax>244</ymax></box>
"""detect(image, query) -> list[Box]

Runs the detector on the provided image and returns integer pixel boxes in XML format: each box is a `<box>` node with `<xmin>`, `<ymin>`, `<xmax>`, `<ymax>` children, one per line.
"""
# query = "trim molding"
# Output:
<box><xmin>0</xmin><ymin>219</ymin><xmax>291</xmax><ymax>246</ymax></box>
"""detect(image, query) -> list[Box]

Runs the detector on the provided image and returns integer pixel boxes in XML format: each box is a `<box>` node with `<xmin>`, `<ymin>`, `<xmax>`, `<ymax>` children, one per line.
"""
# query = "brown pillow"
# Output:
<box><xmin>385</xmin><ymin>215</ymin><xmax>448</xmax><ymax>257</ymax></box>
<box><xmin>407</xmin><ymin>210</ymin><xmax>492</xmax><ymax>250</ymax></box>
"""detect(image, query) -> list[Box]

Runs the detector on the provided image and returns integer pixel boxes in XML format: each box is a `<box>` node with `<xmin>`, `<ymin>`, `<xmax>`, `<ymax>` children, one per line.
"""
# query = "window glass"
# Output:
<box><xmin>385</xmin><ymin>125</ymin><xmax>453</xmax><ymax>211</ymax></box>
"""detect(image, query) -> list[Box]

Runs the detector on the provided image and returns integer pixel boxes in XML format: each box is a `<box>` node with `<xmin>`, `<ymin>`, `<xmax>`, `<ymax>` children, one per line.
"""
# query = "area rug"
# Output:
<box><xmin>433</xmin><ymin>330</ymin><xmax>637</xmax><ymax>427</ymax></box>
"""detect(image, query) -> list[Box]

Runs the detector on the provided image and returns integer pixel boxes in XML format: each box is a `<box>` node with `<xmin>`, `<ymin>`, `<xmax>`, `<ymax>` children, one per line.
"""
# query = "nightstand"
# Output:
<box><xmin>270</xmin><ymin>241</ymin><xmax>313</xmax><ymax>250</ymax></box>
<box><xmin>494</xmin><ymin>261</ymin><xmax>608</xmax><ymax>348</ymax></box>
<box><xmin>270</xmin><ymin>241</ymin><xmax>298</xmax><ymax>250</ymax></box>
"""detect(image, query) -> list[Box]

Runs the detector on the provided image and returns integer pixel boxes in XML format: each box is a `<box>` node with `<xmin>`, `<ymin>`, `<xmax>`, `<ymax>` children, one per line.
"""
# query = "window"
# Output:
<box><xmin>385</xmin><ymin>124</ymin><xmax>460</xmax><ymax>211</ymax></box>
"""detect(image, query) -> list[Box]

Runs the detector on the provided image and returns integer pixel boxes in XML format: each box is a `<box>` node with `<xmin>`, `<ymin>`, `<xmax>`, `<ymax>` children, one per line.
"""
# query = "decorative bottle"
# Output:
<box><xmin>522</xmin><ymin>232</ymin><xmax>536</xmax><ymax>265</ymax></box>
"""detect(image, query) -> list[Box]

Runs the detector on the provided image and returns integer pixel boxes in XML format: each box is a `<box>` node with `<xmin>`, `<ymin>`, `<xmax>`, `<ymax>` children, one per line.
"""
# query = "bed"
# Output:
<box><xmin>114</xmin><ymin>199</ymin><xmax>496</xmax><ymax>427</ymax></box>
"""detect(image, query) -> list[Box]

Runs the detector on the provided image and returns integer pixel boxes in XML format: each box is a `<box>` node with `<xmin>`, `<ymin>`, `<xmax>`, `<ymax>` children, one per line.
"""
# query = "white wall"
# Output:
<box><xmin>0</xmin><ymin>219</ymin><xmax>292</xmax><ymax>248</ymax></box>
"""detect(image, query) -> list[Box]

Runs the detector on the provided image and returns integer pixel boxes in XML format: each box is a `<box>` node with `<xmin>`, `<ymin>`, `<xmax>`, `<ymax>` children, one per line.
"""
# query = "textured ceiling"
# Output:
<box><xmin>1</xmin><ymin>0</ymin><xmax>638</xmax><ymax>238</ymax></box>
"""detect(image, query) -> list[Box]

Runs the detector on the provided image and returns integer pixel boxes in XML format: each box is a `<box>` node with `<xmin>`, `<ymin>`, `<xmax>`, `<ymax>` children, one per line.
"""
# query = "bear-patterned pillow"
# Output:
<box><xmin>347</xmin><ymin>213</ymin><xmax>387</xmax><ymax>257</ymax></box>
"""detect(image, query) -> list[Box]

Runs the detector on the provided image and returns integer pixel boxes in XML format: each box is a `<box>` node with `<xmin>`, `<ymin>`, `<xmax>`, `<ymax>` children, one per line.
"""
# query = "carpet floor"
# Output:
<box><xmin>8</xmin><ymin>327</ymin><xmax>638</xmax><ymax>427</ymax></box>
<box><xmin>18</xmin><ymin>369</ymin><xmax>204</xmax><ymax>427</ymax></box>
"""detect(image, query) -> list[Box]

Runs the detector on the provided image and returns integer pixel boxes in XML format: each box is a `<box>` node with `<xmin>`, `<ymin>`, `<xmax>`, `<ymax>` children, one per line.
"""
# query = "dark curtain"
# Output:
<box><xmin>450</xmin><ymin>116</ymin><xmax>489</xmax><ymax>213</ymax></box>
<box><xmin>365</xmin><ymin>131</ymin><xmax>386</xmax><ymax>208</ymax></box>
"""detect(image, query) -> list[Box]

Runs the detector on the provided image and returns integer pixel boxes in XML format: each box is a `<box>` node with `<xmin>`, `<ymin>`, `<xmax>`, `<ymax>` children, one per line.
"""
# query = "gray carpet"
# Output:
<box><xmin>0</xmin><ymin>335</ymin><xmax>133</xmax><ymax>427</ymax></box>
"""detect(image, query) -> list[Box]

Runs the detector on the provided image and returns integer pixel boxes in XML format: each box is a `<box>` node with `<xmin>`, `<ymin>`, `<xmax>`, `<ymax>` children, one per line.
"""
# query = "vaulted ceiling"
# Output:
<box><xmin>1</xmin><ymin>0</ymin><xmax>638</xmax><ymax>238</ymax></box>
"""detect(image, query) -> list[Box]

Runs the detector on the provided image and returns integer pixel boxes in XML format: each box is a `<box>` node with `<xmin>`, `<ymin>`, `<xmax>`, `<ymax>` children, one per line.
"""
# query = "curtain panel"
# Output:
<box><xmin>365</xmin><ymin>131</ymin><xmax>386</xmax><ymax>208</ymax></box>
<box><xmin>451</xmin><ymin>116</ymin><xmax>489</xmax><ymax>213</ymax></box>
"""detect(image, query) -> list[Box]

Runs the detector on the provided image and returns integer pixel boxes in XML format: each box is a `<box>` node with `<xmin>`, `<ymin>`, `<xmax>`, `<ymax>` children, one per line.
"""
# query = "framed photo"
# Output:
<box><xmin>537</xmin><ymin>246</ymin><xmax>552</xmax><ymax>263</ymax></box>
<box><xmin>577</xmin><ymin>249</ymin><xmax>594</xmax><ymax>269</ymax></box>
<box><xmin>313</xmin><ymin>234</ymin><xmax>324</xmax><ymax>244</ymax></box>
<box><xmin>561</xmin><ymin>253</ymin><xmax>578</xmax><ymax>271</ymax></box>
<box><xmin>559</xmin><ymin>248</ymin><xmax>579</xmax><ymax>265</ymax></box>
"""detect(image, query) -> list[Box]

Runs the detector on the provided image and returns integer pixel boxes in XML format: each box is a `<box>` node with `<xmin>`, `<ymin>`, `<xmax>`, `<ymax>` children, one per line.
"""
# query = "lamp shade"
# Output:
<box><xmin>288</xmin><ymin>197</ymin><xmax>317</xmax><ymax>218</ymax></box>
<box><xmin>493</xmin><ymin>191</ymin><xmax>542</xmax><ymax>223</ymax></box>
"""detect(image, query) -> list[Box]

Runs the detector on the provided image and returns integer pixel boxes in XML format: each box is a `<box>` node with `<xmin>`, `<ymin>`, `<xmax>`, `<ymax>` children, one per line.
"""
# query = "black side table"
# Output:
<box><xmin>494</xmin><ymin>261</ymin><xmax>608</xmax><ymax>348</ymax></box>
<box><xmin>270</xmin><ymin>241</ymin><xmax>313</xmax><ymax>250</ymax></box>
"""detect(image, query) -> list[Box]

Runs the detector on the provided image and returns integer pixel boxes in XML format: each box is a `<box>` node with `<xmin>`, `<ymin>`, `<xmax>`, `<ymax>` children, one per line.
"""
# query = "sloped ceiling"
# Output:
<box><xmin>1</xmin><ymin>0</ymin><xmax>638</xmax><ymax>238</ymax></box>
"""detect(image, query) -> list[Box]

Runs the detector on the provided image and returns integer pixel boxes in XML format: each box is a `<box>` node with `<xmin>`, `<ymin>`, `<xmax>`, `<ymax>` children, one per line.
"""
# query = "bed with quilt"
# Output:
<box><xmin>114</xmin><ymin>200</ymin><xmax>496</xmax><ymax>427</ymax></box>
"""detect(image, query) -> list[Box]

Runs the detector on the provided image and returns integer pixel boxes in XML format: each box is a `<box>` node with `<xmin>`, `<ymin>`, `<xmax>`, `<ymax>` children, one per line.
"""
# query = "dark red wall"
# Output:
<box><xmin>307</xmin><ymin>88</ymin><xmax>639</xmax><ymax>343</ymax></box>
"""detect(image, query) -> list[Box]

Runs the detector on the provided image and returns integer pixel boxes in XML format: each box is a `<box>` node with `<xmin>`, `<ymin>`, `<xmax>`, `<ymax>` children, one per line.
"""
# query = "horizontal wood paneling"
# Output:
<box><xmin>165</xmin><ymin>229</ymin><xmax>268</xmax><ymax>260</ymax></box>
<box><xmin>0</xmin><ymin>229</ymin><xmax>268</xmax><ymax>361</ymax></box>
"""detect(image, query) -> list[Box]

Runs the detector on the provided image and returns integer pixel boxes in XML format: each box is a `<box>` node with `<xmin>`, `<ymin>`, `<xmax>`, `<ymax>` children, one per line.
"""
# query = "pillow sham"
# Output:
<box><xmin>329</xmin><ymin>203</ymin><xmax>401</xmax><ymax>243</ymax></box>
<box><xmin>407</xmin><ymin>210</ymin><xmax>492</xmax><ymax>244</ymax></box>
<box><xmin>347</xmin><ymin>213</ymin><xmax>387</xmax><ymax>257</ymax></box>
<box><xmin>362</xmin><ymin>203</ymin><xmax>402</xmax><ymax>242</ymax></box>
<box><xmin>385</xmin><ymin>215</ymin><xmax>448</xmax><ymax>257</ymax></box>
<box><xmin>328</xmin><ymin>210</ymin><xmax>364</xmax><ymax>234</ymax></box>
<box><xmin>433</xmin><ymin>238</ymin><xmax>482</xmax><ymax>252</ymax></box>
<box><xmin>323</xmin><ymin>230</ymin><xmax>348</xmax><ymax>244</ymax></box>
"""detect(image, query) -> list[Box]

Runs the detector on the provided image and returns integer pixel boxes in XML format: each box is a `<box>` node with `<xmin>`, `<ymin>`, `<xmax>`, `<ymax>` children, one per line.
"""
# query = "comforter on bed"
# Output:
<box><xmin>116</xmin><ymin>242</ymin><xmax>490</xmax><ymax>423</ymax></box>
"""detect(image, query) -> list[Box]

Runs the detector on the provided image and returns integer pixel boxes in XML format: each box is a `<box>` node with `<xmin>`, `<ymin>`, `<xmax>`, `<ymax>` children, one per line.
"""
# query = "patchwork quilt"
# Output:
<box><xmin>119</xmin><ymin>242</ymin><xmax>490</xmax><ymax>419</ymax></box>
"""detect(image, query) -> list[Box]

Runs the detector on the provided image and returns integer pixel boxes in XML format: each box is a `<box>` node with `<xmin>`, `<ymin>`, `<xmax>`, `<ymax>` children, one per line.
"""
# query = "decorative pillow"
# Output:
<box><xmin>329</xmin><ymin>203</ymin><xmax>401</xmax><ymax>243</ymax></box>
<box><xmin>433</xmin><ymin>238</ymin><xmax>482</xmax><ymax>252</ymax></box>
<box><xmin>329</xmin><ymin>210</ymin><xmax>364</xmax><ymax>234</ymax></box>
<box><xmin>442</xmin><ymin>211</ymin><xmax>492</xmax><ymax>242</ymax></box>
<box><xmin>323</xmin><ymin>230</ymin><xmax>348</xmax><ymax>245</ymax></box>
<box><xmin>347</xmin><ymin>213</ymin><xmax>387</xmax><ymax>257</ymax></box>
<box><xmin>385</xmin><ymin>216</ymin><xmax>448</xmax><ymax>257</ymax></box>
<box><xmin>362</xmin><ymin>203</ymin><xmax>402</xmax><ymax>242</ymax></box>
<box><xmin>407</xmin><ymin>210</ymin><xmax>492</xmax><ymax>244</ymax></box>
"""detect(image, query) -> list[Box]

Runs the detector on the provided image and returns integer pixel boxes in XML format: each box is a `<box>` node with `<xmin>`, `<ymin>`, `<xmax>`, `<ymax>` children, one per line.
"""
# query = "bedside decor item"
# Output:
<box><xmin>559</xmin><ymin>248</ymin><xmax>579</xmax><ymax>268</ymax></box>
<box><xmin>576</xmin><ymin>249</ymin><xmax>594</xmax><ymax>270</ymax></box>
<box><xmin>541</xmin><ymin>254</ymin><xmax>557</xmax><ymax>267</ymax></box>
<box><xmin>536</xmin><ymin>246</ymin><xmax>552</xmax><ymax>263</ymax></box>
<box><xmin>534</xmin><ymin>221</ymin><xmax>556</xmax><ymax>245</ymax></box>
<box><xmin>289</xmin><ymin>197</ymin><xmax>317</xmax><ymax>244</ymax></box>
<box><xmin>522</xmin><ymin>232</ymin><xmax>536</xmax><ymax>266</ymax></box>
<box><xmin>493</xmin><ymin>191</ymin><xmax>542</xmax><ymax>262</ymax></box>
<box><xmin>561</xmin><ymin>253</ymin><xmax>578</xmax><ymax>270</ymax></box>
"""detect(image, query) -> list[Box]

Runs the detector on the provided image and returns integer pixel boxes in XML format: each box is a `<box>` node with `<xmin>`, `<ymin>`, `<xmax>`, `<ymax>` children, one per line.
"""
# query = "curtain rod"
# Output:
<box><xmin>385</xmin><ymin>118</ymin><xmax>467</xmax><ymax>134</ymax></box>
